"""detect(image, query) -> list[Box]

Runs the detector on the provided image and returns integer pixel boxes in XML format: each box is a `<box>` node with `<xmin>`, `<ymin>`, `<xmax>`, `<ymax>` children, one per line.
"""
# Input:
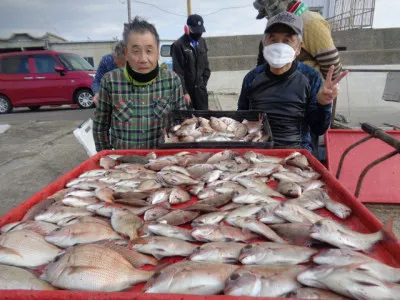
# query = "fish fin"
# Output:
<box><xmin>382</xmin><ymin>218</ymin><xmax>398</xmax><ymax>243</ymax></box>
<box><xmin>65</xmin><ymin>266</ymin><xmax>99</xmax><ymax>276</ymax></box>
<box><xmin>153</xmin><ymin>251</ymin><xmax>165</xmax><ymax>260</ymax></box>
<box><xmin>0</xmin><ymin>246</ymin><xmax>23</xmax><ymax>258</ymax></box>
<box><xmin>341</xmin><ymin>262</ymin><xmax>370</xmax><ymax>272</ymax></box>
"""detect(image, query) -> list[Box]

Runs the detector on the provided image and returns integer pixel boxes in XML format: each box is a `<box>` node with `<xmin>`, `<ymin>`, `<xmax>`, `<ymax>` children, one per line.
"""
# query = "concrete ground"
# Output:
<box><xmin>0</xmin><ymin>97</ymin><xmax>399</xmax><ymax>238</ymax></box>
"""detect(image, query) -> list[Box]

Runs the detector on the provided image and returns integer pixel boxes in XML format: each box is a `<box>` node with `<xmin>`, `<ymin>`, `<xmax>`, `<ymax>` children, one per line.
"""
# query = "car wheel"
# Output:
<box><xmin>29</xmin><ymin>106</ymin><xmax>41</xmax><ymax>111</ymax></box>
<box><xmin>75</xmin><ymin>89</ymin><xmax>94</xmax><ymax>109</ymax></box>
<box><xmin>0</xmin><ymin>95</ymin><xmax>13</xmax><ymax>114</ymax></box>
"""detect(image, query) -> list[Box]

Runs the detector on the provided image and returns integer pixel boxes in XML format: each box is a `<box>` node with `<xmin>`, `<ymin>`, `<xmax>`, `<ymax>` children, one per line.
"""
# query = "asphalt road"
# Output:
<box><xmin>0</xmin><ymin>106</ymin><xmax>95</xmax><ymax>122</ymax></box>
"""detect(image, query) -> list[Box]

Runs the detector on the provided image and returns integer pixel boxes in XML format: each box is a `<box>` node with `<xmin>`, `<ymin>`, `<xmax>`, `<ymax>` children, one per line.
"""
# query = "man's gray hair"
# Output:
<box><xmin>123</xmin><ymin>16</ymin><xmax>160</xmax><ymax>46</ymax></box>
<box><xmin>112</xmin><ymin>41</ymin><xmax>125</xmax><ymax>58</ymax></box>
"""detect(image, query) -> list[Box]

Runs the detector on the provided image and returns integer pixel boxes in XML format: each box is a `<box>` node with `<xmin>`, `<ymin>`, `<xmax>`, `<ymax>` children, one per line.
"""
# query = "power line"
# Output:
<box><xmin>131</xmin><ymin>1</ymin><xmax>253</xmax><ymax>18</ymax></box>
<box><xmin>202</xmin><ymin>5</ymin><xmax>253</xmax><ymax>16</ymax></box>
<box><xmin>134</xmin><ymin>1</ymin><xmax>187</xmax><ymax>17</ymax></box>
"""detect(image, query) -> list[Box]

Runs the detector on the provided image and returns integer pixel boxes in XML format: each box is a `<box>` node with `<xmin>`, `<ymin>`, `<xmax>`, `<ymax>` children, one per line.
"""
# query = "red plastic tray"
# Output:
<box><xmin>325</xmin><ymin>129</ymin><xmax>400</xmax><ymax>203</ymax></box>
<box><xmin>1</xmin><ymin>149</ymin><xmax>399</xmax><ymax>300</ymax></box>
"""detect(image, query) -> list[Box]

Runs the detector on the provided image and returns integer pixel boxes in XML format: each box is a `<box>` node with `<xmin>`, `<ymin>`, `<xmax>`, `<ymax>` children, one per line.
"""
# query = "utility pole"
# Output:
<box><xmin>187</xmin><ymin>0</ymin><xmax>191</xmax><ymax>16</ymax></box>
<box><xmin>127</xmin><ymin>0</ymin><xmax>132</xmax><ymax>23</ymax></box>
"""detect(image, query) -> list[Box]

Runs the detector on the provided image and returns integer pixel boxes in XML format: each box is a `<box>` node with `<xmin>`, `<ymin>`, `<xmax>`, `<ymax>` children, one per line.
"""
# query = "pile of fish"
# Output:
<box><xmin>163</xmin><ymin>115</ymin><xmax>271</xmax><ymax>143</ymax></box>
<box><xmin>0</xmin><ymin>150</ymin><xmax>399</xmax><ymax>299</ymax></box>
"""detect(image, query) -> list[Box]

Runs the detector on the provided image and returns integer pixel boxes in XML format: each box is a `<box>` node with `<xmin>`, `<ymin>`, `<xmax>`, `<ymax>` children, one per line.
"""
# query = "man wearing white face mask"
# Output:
<box><xmin>238</xmin><ymin>12</ymin><xmax>348</xmax><ymax>152</ymax></box>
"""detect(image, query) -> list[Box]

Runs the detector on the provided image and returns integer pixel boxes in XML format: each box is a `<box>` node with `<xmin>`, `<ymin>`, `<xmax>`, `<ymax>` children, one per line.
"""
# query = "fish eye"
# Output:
<box><xmin>243</xmin><ymin>245</ymin><xmax>253</xmax><ymax>250</ymax></box>
<box><xmin>152</xmin><ymin>271</ymin><xmax>161</xmax><ymax>279</ymax></box>
<box><xmin>230</xmin><ymin>273</ymin><xmax>240</xmax><ymax>281</ymax></box>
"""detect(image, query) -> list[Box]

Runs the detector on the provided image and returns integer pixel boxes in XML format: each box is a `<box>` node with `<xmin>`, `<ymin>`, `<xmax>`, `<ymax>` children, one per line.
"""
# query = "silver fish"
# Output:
<box><xmin>236</xmin><ymin>177</ymin><xmax>284</xmax><ymax>198</ymax></box>
<box><xmin>287</xmin><ymin>189</ymin><xmax>327</xmax><ymax>210</ymax></box>
<box><xmin>94</xmin><ymin>187</ymin><xmax>115</xmax><ymax>202</ymax></box>
<box><xmin>0</xmin><ymin>265</ymin><xmax>55</xmax><ymax>290</ymax></box>
<box><xmin>189</xmin><ymin>183</ymin><xmax>205</xmax><ymax>196</ymax></box>
<box><xmin>147</xmin><ymin>223</ymin><xmax>195</xmax><ymax>241</ymax></box>
<box><xmin>158</xmin><ymin>172</ymin><xmax>199</xmax><ymax>186</ymax></box>
<box><xmin>111</xmin><ymin>208</ymin><xmax>143</xmax><ymax>240</ymax></box>
<box><xmin>21</xmin><ymin>198</ymin><xmax>57</xmax><ymax>221</ymax></box>
<box><xmin>192</xmin><ymin>224</ymin><xmax>257</xmax><ymax>242</ymax></box>
<box><xmin>226</xmin><ymin>203</ymin><xmax>265</xmax><ymax>220</ymax></box>
<box><xmin>228</xmin><ymin>217</ymin><xmax>287</xmax><ymax>244</ymax></box>
<box><xmin>189</xmin><ymin>242</ymin><xmax>245</xmax><ymax>263</ymax></box>
<box><xmin>62</xmin><ymin>196</ymin><xmax>99</xmax><ymax>207</ymax></box>
<box><xmin>41</xmin><ymin>243</ymin><xmax>153</xmax><ymax>292</ymax></box>
<box><xmin>0</xmin><ymin>230</ymin><xmax>61</xmax><ymax>267</ymax></box>
<box><xmin>198</xmin><ymin>193</ymin><xmax>233</xmax><ymax>207</ymax></box>
<box><xmin>200</xmin><ymin>170</ymin><xmax>223</xmax><ymax>183</ymax></box>
<box><xmin>233</xmin><ymin>190</ymin><xmax>279</xmax><ymax>204</ymax></box>
<box><xmin>239</xmin><ymin>242</ymin><xmax>318</xmax><ymax>265</ymax></box>
<box><xmin>256</xmin><ymin>203</ymin><xmax>286</xmax><ymax>224</ymax></box>
<box><xmin>132</xmin><ymin>236</ymin><xmax>197</xmax><ymax>259</ymax></box>
<box><xmin>197</xmin><ymin>188</ymin><xmax>220</xmax><ymax>200</ymax></box>
<box><xmin>161</xmin><ymin>166</ymin><xmax>191</xmax><ymax>177</ymax></box>
<box><xmin>186</xmin><ymin>164</ymin><xmax>215</xmax><ymax>179</ymax></box>
<box><xmin>57</xmin><ymin>215</ymin><xmax>110</xmax><ymax>227</ymax></box>
<box><xmin>169</xmin><ymin>187</ymin><xmax>191</xmax><ymax>204</ymax></box>
<box><xmin>269</xmin><ymin>222</ymin><xmax>316</xmax><ymax>246</ymax></box>
<box><xmin>272</xmin><ymin>171</ymin><xmax>310</xmax><ymax>183</ymax></box>
<box><xmin>144</xmin><ymin>207</ymin><xmax>170</xmax><ymax>222</ymax></box>
<box><xmin>313</xmin><ymin>248</ymin><xmax>400</xmax><ymax>283</ymax></box>
<box><xmin>147</xmin><ymin>188</ymin><xmax>173</xmax><ymax>205</ymax></box>
<box><xmin>274</xmin><ymin>202</ymin><xmax>324</xmax><ymax>224</ymax></box>
<box><xmin>310</xmin><ymin>219</ymin><xmax>396</xmax><ymax>252</ymax></box>
<box><xmin>156</xmin><ymin>209</ymin><xmax>199</xmax><ymax>226</ymax></box>
<box><xmin>214</xmin><ymin>161</ymin><xmax>249</xmax><ymax>173</ymax></box>
<box><xmin>86</xmin><ymin>203</ymin><xmax>113</xmax><ymax>217</ymax></box>
<box><xmin>206</xmin><ymin>150</ymin><xmax>235</xmax><ymax>164</ymax></box>
<box><xmin>1</xmin><ymin>220</ymin><xmax>59</xmax><ymax>236</ymax></box>
<box><xmin>45</xmin><ymin>222</ymin><xmax>121</xmax><ymax>248</ymax></box>
<box><xmin>191</xmin><ymin>211</ymin><xmax>229</xmax><ymax>227</ymax></box>
<box><xmin>225</xmin><ymin>265</ymin><xmax>306</xmax><ymax>297</ymax></box>
<box><xmin>79</xmin><ymin>169</ymin><xmax>108</xmax><ymax>178</ymax></box>
<box><xmin>276</xmin><ymin>181</ymin><xmax>302</xmax><ymax>198</ymax></box>
<box><xmin>220</xmin><ymin>202</ymin><xmax>243</xmax><ymax>211</ymax></box>
<box><xmin>34</xmin><ymin>206</ymin><xmax>93</xmax><ymax>224</ymax></box>
<box><xmin>143</xmin><ymin>261</ymin><xmax>238</xmax><ymax>295</ymax></box>
<box><xmin>297</xmin><ymin>264</ymin><xmax>400</xmax><ymax>300</ymax></box>
<box><xmin>299</xmin><ymin>180</ymin><xmax>325</xmax><ymax>191</ymax></box>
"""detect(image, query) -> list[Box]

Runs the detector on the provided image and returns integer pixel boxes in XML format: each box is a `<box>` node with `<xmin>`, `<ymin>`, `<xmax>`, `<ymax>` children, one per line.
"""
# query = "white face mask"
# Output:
<box><xmin>263</xmin><ymin>43</ymin><xmax>296</xmax><ymax>69</ymax></box>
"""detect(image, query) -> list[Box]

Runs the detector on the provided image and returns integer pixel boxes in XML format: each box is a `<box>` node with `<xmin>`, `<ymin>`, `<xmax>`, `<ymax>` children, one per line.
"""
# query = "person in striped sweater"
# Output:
<box><xmin>254</xmin><ymin>0</ymin><xmax>342</xmax><ymax>80</ymax></box>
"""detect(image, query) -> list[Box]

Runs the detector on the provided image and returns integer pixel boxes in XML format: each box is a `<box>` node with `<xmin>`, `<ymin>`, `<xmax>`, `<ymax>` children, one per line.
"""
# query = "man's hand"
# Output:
<box><xmin>184</xmin><ymin>94</ymin><xmax>191</xmax><ymax>106</ymax></box>
<box><xmin>93</xmin><ymin>93</ymin><xmax>99</xmax><ymax>105</ymax></box>
<box><xmin>318</xmin><ymin>66</ymin><xmax>349</xmax><ymax>106</ymax></box>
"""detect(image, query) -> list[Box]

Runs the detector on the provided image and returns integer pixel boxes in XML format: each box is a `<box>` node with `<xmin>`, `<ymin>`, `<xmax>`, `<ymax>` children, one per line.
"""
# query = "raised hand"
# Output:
<box><xmin>318</xmin><ymin>65</ymin><xmax>349</xmax><ymax>106</ymax></box>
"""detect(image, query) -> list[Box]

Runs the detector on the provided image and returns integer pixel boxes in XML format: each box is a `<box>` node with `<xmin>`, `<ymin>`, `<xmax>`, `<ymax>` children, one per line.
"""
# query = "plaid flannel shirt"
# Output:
<box><xmin>93</xmin><ymin>68</ymin><xmax>186</xmax><ymax>150</ymax></box>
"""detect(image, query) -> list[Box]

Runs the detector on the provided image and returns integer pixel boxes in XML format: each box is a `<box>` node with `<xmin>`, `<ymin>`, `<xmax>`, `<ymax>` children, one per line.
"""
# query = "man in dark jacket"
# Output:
<box><xmin>171</xmin><ymin>14</ymin><xmax>211</xmax><ymax>110</ymax></box>
<box><xmin>238</xmin><ymin>12</ymin><xmax>348</xmax><ymax>152</ymax></box>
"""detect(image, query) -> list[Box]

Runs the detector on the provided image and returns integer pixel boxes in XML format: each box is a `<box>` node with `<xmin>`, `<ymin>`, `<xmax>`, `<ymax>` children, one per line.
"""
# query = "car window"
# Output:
<box><xmin>33</xmin><ymin>54</ymin><xmax>59</xmax><ymax>73</ymax></box>
<box><xmin>0</xmin><ymin>55</ymin><xmax>30</xmax><ymax>74</ymax></box>
<box><xmin>160</xmin><ymin>45</ymin><xmax>171</xmax><ymax>57</ymax></box>
<box><xmin>57</xmin><ymin>53</ymin><xmax>95</xmax><ymax>71</ymax></box>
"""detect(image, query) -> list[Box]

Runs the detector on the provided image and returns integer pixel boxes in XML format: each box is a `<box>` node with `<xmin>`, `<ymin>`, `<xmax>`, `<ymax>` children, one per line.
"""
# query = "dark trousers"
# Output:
<box><xmin>189</xmin><ymin>86</ymin><xmax>209</xmax><ymax>110</ymax></box>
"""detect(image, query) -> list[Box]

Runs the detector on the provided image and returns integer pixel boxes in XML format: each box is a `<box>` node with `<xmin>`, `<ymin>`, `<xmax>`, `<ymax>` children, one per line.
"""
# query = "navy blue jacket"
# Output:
<box><xmin>238</xmin><ymin>62</ymin><xmax>331</xmax><ymax>151</ymax></box>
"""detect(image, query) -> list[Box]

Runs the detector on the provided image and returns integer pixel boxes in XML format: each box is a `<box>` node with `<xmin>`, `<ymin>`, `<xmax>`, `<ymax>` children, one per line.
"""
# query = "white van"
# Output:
<box><xmin>159</xmin><ymin>40</ymin><xmax>174</xmax><ymax>71</ymax></box>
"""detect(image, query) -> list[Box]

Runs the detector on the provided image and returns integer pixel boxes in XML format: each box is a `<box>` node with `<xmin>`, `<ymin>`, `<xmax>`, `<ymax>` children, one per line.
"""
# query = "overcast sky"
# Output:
<box><xmin>0</xmin><ymin>0</ymin><xmax>399</xmax><ymax>41</ymax></box>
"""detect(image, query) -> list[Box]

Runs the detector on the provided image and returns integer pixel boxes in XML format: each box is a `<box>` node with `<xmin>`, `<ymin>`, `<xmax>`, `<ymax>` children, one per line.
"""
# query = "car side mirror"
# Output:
<box><xmin>55</xmin><ymin>66</ymin><xmax>66</xmax><ymax>75</ymax></box>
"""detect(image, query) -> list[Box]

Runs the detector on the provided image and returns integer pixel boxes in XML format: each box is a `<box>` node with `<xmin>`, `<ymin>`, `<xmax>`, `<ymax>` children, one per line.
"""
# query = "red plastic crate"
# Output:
<box><xmin>1</xmin><ymin>149</ymin><xmax>399</xmax><ymax>299</ymax></box>
<box><xmin>325</xmin><ymin>129</ymin><xmax>400</xmax><ymax>203</ymax></box>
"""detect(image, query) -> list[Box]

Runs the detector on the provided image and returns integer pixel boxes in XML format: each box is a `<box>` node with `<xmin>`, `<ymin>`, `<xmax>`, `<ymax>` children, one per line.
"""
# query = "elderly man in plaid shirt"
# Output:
<box><xmin>93</xmin><ymin>17</ymin><xmax>188</xmax><ymax>150</ymax></box>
